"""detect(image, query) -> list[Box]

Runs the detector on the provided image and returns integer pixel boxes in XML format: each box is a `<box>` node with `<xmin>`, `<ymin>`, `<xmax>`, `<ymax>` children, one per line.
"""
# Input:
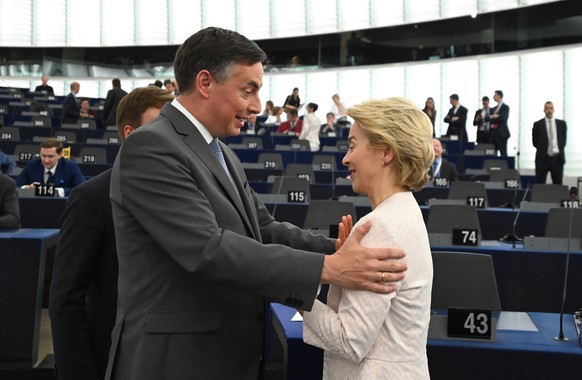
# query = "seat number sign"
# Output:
<box><xmin>448</xmin><ymin>307</ymin><xmax>492</xmax><ymax>340</ymax></box>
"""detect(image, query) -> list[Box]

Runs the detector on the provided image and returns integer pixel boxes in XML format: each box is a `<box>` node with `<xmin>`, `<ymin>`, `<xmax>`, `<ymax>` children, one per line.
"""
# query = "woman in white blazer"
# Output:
<box><xmin>303</xmin><ymin>97</ymin><xmax>435</xmax><ymax>379</ymax></box>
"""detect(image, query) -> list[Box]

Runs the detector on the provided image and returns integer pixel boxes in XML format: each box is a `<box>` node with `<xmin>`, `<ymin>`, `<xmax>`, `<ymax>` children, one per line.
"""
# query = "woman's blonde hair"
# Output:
<box><xmin>347</xmin><ymin>97</ymin><xmax>435</xmax><ymax>190</ymax></box>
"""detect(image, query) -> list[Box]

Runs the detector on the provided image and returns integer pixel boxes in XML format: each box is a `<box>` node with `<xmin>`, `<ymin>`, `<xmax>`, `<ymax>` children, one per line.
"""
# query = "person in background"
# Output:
<box><xmin>331</xmin><ymin>94</ymin><xmax>347</xmax><ymax>122</ymax></box>
<box><xmin>35</xmin><ymin>75</ymin><xmax>54</xmax><ymax>95</ymax></box>
<box><xmin>164</xmin><ymin>79</ymin><xmax>179</xmax><ymax>96</ymax></box>
<box><xmin>266</xmin><ymin>105</ymin><xmax>284</xmax><ymax>125</ymax></box>
<box><xmin>283</xmin><ymin>87</ymin><xmax>301</xmax><ymax>111</ymax></box>
<box><xmin>299</xmin><ymin>102</ymin><xmax>321</xmax><ymax>151</ymax></box>
<box><xmin>261</xmin><ymin>100</ymin><xmax>274</xmax><ymax>117</ymax></box>
<box><xmin>321</xmin><ymin>112</ymin><xmax>340</xmax><ymax>135</ymax></box>
<box><xmin>105</xmin><ymin>26</ymin><xmax>406</xmax><ymax>380</ymax></box>
<box><xmin>0</xmin><ymin>149</ymin><xmax>17</xmax><ymax>175</ymax></box>
<box><xmin>101</xmin><ymin>78</ymin><xmax>128</xmax><ymax>128</ymax></box>
<box><xmin>422</xmin><ymin>97</ymin><xmax>437</xmax><ymax>136</ymax></box>
<box><xmin>303</xmin><ymin>97</ymin><xmax>434</xmax><ymax>379</ymax></box>
<box><xmin>16</xmin><ymin>138</ymin><xmax>85</xmax><ymax>197</ymax></box>
<box><xmin>532</xmin><ymin>101</ymin><xmax>567</xmax><ymax>184</ymax></box>
<box><xmin>443</xmin><ymin>94</ymin><xmax>468</xmax><ymax>141</ymax></box>
<box><xmin>0</xmin><ymin>173</ymin><xmax>20</xmax><ymax>229</ymax></box>
<box><xmin>61</xmin><ymin>82</ymin><xmax>81</xmax><ymax>124</ymax></box>
<box><xmin>49</xmin><ymin>86</ymin><xmax>174</xmax><ymax>380</ymax></box>
<box><xmin>473</xmin><ymin>96</ymin><xmax>491</xmax><ymax>144</ymax></box>
<box><xmin>486</xmin><ymin>90</ymin><xmax>510</xmax><ymax>156</ymax></box>
<box><xmin>429</xmin><ymin>138</ymin><xmax>458</xmax><ymax>182</ymax></box>
<box><xmin>79</xmin><ymin>98</ymin><xmax>96</xmax><ymax>119</ymax></box>
<box><xmin>276</xmin><ymin>108</ymin><xmax>302</xmax><ymax>135</ymax></box>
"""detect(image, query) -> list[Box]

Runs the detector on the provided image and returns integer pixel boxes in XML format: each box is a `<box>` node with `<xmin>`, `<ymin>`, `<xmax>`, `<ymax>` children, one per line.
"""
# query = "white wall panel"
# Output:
<box><xmin>307</xmin><ymin>0</ymin><xmax>337</xmax><ymax>35</ymax></box>
<box><xmin>370</xmin><ymin>66</ymin><xmax>405</xmax><ymax>100</ymax></box>
<box><xmin>202</xmin><ymin>0</ymin><xmax>236</xmax><ymax>30</ymax></box>
<box><xmin>135</xmin><ymin>0</ymin><xmax>169</xmax><ymax>45</ymax></box>
<box><xmin>305</xmin><ymin>70</ymin><xmax>337</xmax><ymax>117</ymax></box>
<box><xmin>168</xmin><ymin>0</ymin><xmax>202</xmax><ymax>44</ymax></box>
<box><xmin>405</xmin><ymin>63</ymin><xmax>443</xmax><ymax>134</ymax></box>
<box><xmin>271</xmin><ymin>0</ymin><xmax>305</xmax><ymax>38</ymax></box>
<box><xmin>101</xmin><ymin>0</ymin><xmax>134</xmax><ymax>46</ymax></box>
<box><xmin>0</xmin><ymin>0</ymin><xmax>32</xmax><ymax>46</ymax></box>
<box><xmin>337</xmin><ymin>68</ymin><xmax>371</xmax><ymax>109</ymax></box>
<box><xmin>67</xmin><ymin>0</ymin><xmax>101</xmax><ymax>46</ymax></box>
<box><xmin>564</xmin><ymin>47</ymin><xmax>582</xmax><ymax>176</ymax></box>
<box><xmin>371</xmin><ymin>0</ymin><xmax>403</xmax><ymax>27</ymax></box>
<box><xmin>338</xmin><ymin>0</ymin><xmax>369</xmax><ymax>31</ymax></box>
<box><xmin>405</xmin><ymin>0</ymin><xmax>440</xmax><ymax>24</ymax></box>
<box><xmin>33</xmin><ymin>0</ymin><xmax>66</xmax><ymax>46</ymax></box>
<box><xmin>237</xmin><ymin>0</ymin><xmax>270</xmax><ymax>40</ymax></box>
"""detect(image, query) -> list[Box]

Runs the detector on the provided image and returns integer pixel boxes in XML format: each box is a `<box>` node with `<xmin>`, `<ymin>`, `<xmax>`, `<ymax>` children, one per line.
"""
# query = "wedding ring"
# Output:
<box><xmin>382</xmin><ymin>272</ymin><xmax>386</xmax><ymax>282</ymax></box>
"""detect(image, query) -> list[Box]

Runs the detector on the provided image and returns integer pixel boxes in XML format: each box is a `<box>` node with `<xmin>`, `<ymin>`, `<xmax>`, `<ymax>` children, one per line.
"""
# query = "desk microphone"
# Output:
<box><xmin>555</xmin><ymin>186</ymin><xmax>578</xmax><ymax>342</ymax></box>
<box><xmin>500</xmin><ymin>183</ymin><xmax>531</xmax><ymax>248</ymax></box>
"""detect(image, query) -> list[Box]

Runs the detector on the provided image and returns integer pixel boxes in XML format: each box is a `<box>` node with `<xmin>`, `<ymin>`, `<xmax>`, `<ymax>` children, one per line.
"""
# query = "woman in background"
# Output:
<box><xmin>283</xmin><ymin>87</ymin><xmax>301</xmax><ymax>111</ymax></box>
<box><xmin>422</xmin><ymin>97</ymin><xmax>437</xmax><ymax>136</ymax></box>
<box><xmin>302</xmin><ymin>97</ymin><xmax>434</xmax><ymax>379</ymax></box>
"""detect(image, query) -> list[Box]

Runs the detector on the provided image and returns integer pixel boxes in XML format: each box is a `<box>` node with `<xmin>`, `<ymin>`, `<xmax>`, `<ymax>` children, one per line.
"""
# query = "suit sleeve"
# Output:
<box><xmin>532</xmin><ymin>122</ymin><xmax>539</xmax><ymax>148</ymax></box>
<box><xmin>49</xmin><ymin>185</ymin><xmax>104</xmax><ymax>379</ymax></box>
<box><xmin>100</xmin><ymin>91</ymin><xmax>114</xmax><ymax>123</ymax></box>
<box><xmin>0</xmin><ymin>178</ymin><xmax>20</xmax><ymax>229</ymax></box>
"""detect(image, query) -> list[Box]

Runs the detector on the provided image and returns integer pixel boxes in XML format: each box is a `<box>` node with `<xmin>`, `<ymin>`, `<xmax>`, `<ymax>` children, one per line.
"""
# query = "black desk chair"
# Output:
<box><xmin>544</xmin><ymin>208</ymin><xmax>582</xmax><ymax>238</ymax></box>
<box><xmin>53</xmin><ymin>130</ymin><xmax>77</xmax><ymax>144</ymax></box>
<box><xmin>426</xmin><ymin>204</ymin><xmax>482</xmax><ymax>246</ymax></box>
<box><xmin>448</xmin><ymin>181</ymin><xmax>488</xmax><ymax>207</ymax></box>
<box><xmin>76</xmin><ymin>147</ymin><xmax>108</xmax><ymax>164</ymax></box>
<box><xmin>303</xmin><ymin>200</ymin><xmax>356</xmax><ymax>230</ymax></box>
<box><xmin>530</xmin><ymin>184</ymin><xmax>569</xmax><ymax>203</ymax></box>
<box><xmin>285</xmin><ymin>163</ymin><xmax>315</xmax><ymax>184</ymax></box>
<box><xmin>258</xmin><ymin>152</ymin><xmax>284</xmax><ymax>170</ymax></box>
<box><xmin>483</xmin><ymin>159</ymin><xmax>509</xmax><ymax>171</ymax></box>
<box><xmin>271</xmin><ymin>176</ymin><xmax>311</xmax><ymax>202</ymax></box>
<box><xmin>488</xmin><ymin>168</ymin><xmax>520</xmax><ymax>184</ymax></box>
<box><xmin>431</xmin><ymin>251</ymin><xmax>502</xmax><ymax>310</ymax></box>
<box><xmin>0</xmin><ymin>126</ymin><xmax>20</xmax><ymax>141</ymax></box>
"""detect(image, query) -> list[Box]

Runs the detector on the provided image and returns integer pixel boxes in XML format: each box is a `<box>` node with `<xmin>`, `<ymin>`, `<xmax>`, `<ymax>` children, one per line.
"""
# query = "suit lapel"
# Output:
<box><xmin>160</xmin><ymin>104</ymin><xmax>258</xmax><ymax>239</ymax></box>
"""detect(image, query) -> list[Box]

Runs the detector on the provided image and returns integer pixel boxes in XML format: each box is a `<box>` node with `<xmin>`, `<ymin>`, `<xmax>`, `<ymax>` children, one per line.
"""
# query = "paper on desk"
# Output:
<box><xmin>291</xmin><ymin>311</ymin><xmax>303</xmax><ymax>322</ymax></box>
<box><xmin>497</xmin><ymin>311</ymin><xmax>539</xmax><ymax>331</ymax></box>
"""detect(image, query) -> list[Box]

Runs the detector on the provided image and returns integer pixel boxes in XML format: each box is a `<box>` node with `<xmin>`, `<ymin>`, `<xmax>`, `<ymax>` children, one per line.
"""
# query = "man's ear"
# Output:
<box><xmin>195</xmin><ymin>70</ymin><xmax>213</xmax><ymax>99</ymax></box>
<box><xmin>123</xmin><ymin>125</ymin><xmax>135</xmax><ymax>139</ymax></box>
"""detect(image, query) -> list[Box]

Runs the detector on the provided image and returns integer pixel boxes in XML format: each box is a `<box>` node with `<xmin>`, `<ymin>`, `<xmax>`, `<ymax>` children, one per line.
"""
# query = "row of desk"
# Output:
<box><xmin>270</xmin><ymin>303</ymin><xmax>582</xmax><ymax>380</ymax></box>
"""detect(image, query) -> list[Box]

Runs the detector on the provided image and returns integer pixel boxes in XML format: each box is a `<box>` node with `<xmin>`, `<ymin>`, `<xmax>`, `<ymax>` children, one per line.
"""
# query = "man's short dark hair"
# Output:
<box><xmin>495</xmin><ymin>90</ymin><xmax>504</xmax><ymax>98</ymax></box>
<box><xmin>287</xmin><ymin>109</ymin><xmax>298</xmax><ymax>117</ymax></box>
<box><xmin>40</xmin><ymin>138</ymin><xmax>63</xmax><ymax>154</ymax></box>
<box><xmin>449</xmin><ymin>94</ymin><xmax>459</xmax><ymax>101</ymax></box>
<box><xmin>482</xmin><ymin>96</ymin><xmax>489</xmax><ymax>101</ymax></box>
<box><xmin>173</xmin><ymin>27</ymin><xmax>267</xmax><ymax>94</ymax></box>
<box><xmin>112</xmin><ymin>78</ymin><xmax>121</xmax><ymax>88</ymax></box>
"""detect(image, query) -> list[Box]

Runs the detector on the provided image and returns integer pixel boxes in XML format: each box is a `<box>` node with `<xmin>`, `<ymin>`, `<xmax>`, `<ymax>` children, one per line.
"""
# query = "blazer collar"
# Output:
<box><xmin>159</xmin><ymin>103</ymin><xmax>258</xmax><ymax>239</ymax></box>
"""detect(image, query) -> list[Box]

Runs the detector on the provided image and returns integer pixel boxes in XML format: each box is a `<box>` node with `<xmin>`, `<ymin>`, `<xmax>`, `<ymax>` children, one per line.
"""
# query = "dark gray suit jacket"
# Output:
<box><xmin>532</xmin><ymin>118</ymin><xmax>567</xmax><ymax>164</ymax></box>
<box><xmin>106</xmin><ymin>102</ymin><xmax>334</xmax><ymax>379</ymax></box>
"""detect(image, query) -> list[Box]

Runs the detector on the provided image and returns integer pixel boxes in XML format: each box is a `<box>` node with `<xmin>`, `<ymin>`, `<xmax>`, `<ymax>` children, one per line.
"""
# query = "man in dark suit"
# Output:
<box><xmin>49</xmin><ymin>86</ymin><xmax>175</xmax><ymax>380</ymax></box>
<box><xmin>106</xmin><ymin>27</ymin><xmax>406</xmax><ymax>380</ymax></box>
<box><xmin>61</xmin><ymin>81</ymin><xmax>81</xmax><ymax>124</ymax></box>
<box><xmin>34</xmin><ymin>75</ymin><xmax>54</xmax><ymax>95</ymax></box>
<box><xmin>472</xmin><ymin>96</ymin><xmax>491</xmax><ymax>144</ymax></box>
<box><xmin>16</xmin><ymin>138</ymin><xmax>85</xmax><ymax>196</ymax></box>
<box><xmin>532</xmin><ymin>101</ymin><xmax>567</xmax><ymax>184</ymax></box>
<box><xmin>486</xmin><ymin>90</ymin><xmax>511</xmax><ymax>156</ymax></box>
<box><xmin>101</xmin><ymin>78</ymin><xmax>128</xmax><ymax>127</ymax></box>
<box><xmin>276</xmin><ymin>108</ymin><xmax>303</xmax><ymax>135</ymax></box>
<box><xmin>429</xmin><ymin>138</ymin><xmax>458</xmax><ymax>182</ymax></box>
<box><xmin>443</xmin><ymin>93</ymin><xmax>468</xmax><ymax>141</ymax></box>
<box><xmin>0</xmin><ymin>173</ymin><xmax>20</xmax><ymax>229</ymax></box>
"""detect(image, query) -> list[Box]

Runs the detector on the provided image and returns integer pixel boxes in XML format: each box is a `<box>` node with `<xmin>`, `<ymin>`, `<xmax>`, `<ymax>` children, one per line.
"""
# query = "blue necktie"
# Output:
<box><xmin>209</xmin><ymin>138</ymin><xmax>230</xmax><ymax>177</ymax></box>
<box><xmin>432</xmin><ymin>162</ymin><xmax>438</xmax><ymax>177</ymax></box>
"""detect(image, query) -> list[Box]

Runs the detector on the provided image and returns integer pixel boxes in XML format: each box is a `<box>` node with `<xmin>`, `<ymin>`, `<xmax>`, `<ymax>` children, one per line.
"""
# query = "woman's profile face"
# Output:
<box><xmin>342</xmin><ymin>123</ymin><xmax>384</xmax><ymax>195</ymax></box>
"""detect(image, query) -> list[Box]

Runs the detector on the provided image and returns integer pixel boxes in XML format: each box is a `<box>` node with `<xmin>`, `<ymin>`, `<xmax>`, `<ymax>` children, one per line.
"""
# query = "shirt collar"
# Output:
<box><xmin>171</xmin><ymin>98</ymin><xmax>213</xmax><ymax>144</ymax></box>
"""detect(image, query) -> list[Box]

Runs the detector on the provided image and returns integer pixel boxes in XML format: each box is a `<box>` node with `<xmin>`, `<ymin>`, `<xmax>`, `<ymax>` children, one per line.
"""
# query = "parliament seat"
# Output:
<box><xmin>431</xmin><ymin>251</ymin><xmax>501</xmax><ymax>310</ymax></box>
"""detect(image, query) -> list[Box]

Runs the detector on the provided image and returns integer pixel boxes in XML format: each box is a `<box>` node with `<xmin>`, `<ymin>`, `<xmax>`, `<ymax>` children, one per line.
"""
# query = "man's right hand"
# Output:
<box><xmin>321</xmin><ymin>220</ymin><xmax>407</xmax><ymax>294</ymax></box>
